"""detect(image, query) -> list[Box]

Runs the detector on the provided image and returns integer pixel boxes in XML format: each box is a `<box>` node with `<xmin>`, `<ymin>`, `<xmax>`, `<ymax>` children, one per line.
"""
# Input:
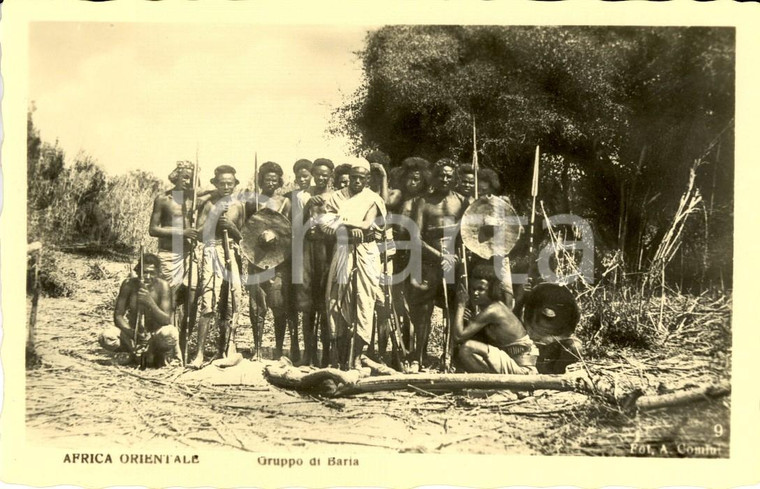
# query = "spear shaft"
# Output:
<box><xmin>472</xmin><ymin>116</ymin><xmax>479</xmax><ymax>200</ymax></box>
<box><xmin>529</xmin><ymin>145</ymin><xmax>540</xmax><ymax>255</ymax></box>
<box><xmin>181</xmin><ymin>147</ymin><xmax>200</xmax><ymax>364</ymax></box>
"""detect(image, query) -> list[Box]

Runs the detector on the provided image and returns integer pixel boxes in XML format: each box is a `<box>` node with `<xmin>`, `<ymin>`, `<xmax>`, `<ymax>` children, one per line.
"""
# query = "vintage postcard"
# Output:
<box><xmin>2</xmin><ymin>1</ymin><xmax>759</xmax><ymax>488</ymax></box>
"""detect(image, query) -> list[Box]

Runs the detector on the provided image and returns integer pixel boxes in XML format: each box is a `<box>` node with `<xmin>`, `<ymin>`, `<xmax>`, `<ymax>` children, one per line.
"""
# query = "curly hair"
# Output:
<box><xmin>478</xmin><ymin>167</ymin><xmax>501</xmax><ymax>195</ymax></box>
<box><xmin>258</xmin><ymin>161</ymin><xmax>284</xmax><ymax>189</ymax></box>
<box><xmin>292</xmin><ymin>158</ymin><xmax>313</xmax><ymax>174</ymax></box>
<box><xmin>398</xmin><ymin>156</ymin><xmax>431</xmax><ymax>193</ymax></box>
<box><xmin>471</xmin><ymin>262</ymin><xmax>509</xmax><ymax>303</ymax></box>
<box><xmin>312</xmin><ymin>158</ymin><xmax>334</xmax><ymax>172</ymax></box>
<box><xmin>333</xmin><ymin>163</ymin><xmax>353</xmax><ymax>187</ymax></box>
<box><xmin>134</xmin><ymin>253</ymin><xmax>162</xmax><ymax>276</ymax></box>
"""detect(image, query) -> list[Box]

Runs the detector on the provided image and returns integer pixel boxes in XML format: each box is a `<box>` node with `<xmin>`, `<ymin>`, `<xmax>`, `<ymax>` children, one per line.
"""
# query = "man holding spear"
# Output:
<box><xmin>190</xmin><ymin>165</ymin><xmax>245</xmax><ymax>368</ymax></box>
<box><xmin>149</xmin><ymin>160</ymin><xmax>202</xmax><ymax>361</ymax></box>
<box><xmin>408</xmin><ymin>159</ymin><xmax>467</xmax><ymax>371</ymax></box>
<box><xmin>246</xmin><ymin>161</ymin><xmax>296</xmax><ymax>361</ymax></box>
<box><xmin>98</xmin><ymin>253</ymin><xmax>181</xmax><ymax>368</ymax></box>
<box><xmin>293</xmin><ymin>158</ymin><xmax>334</xmax><ymax>367</ymax></box>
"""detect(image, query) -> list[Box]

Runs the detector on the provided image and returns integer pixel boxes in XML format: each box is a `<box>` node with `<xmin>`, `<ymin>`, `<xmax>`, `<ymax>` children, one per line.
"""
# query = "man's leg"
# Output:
<box><xmin>149</xmin><ymin>325</ymin><xmax>182</xmax><ymax>368</ymax></box>
<box><xmin>407</xmin><ymin>264</ymin><xmax>438</xmax><ymax>368</ymax></box>
<box><xmin>272</xmin><ymin>312</ymin><xmax>287</xmax><ymax>360</ymax></box>
<box><xmin>410</xmin><ymin>302</ymin><xmax>433</xmax><ymax>366</ymax></box>
<box><xmin>319</xmin><ymin>308</ymin><xmax>333</xmax><ymax>368</ymax></box>
<box><xmin>98</xmin><ymin>325</ymin><xmax>133</xmax><ymax>353</ymax></box>
<box><xmin>456</xmin><ymin>340</ymin><xmax>492</xmax><ymax>373</ymax></box>
<box><xmin>190</xmin><ymin>249</ymin><xmax>217</xmax><ymax>368</ymax></box>
<box><xmin>351</xmin><ymin>336</ymin><xmax>367</xmax><ymax>370</ymax></box>
<box><xmin>375</xmin><ymin>301</ymin><xmax>390</xmax><ymax>362</ymax></box>
<box><xmin>190</xmin><ymin>313</ymin><xmax>213</xmax><ymax>367</ymax></box>
<box><xmin>299</xmin><ymin>305</ymin><xmax>318</xmax><ymax>366</ymax></box>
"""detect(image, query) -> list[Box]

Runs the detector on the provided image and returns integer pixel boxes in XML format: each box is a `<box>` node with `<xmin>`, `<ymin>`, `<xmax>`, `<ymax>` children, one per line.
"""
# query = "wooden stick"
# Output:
<box><xmin>27</xmin><ymin>243</ymin><xmax>42</xmax><ymax>362</ymax></box>
<box><xmin>472</xmin><ymin>116</ymin><xmax>479</xmax><ymax>200</ymax></box>
<box><xmin>636</xmin><ymin>382</ymin><xmax>730</xmax><ymax>411</ymax></box>
<box><xmin>134</xmin><ymin>245</ymin><xmax>145</xmax><ymax>345</ymax></box>
<box><xmin>347</xmin><ymin>243</ymin><xmax>359</xmax><ymax>370</ymax></box>
<box><xmin>529</xmin><ymin>145</ymin><xmax>539</xmax><ymax>255</ymax></box>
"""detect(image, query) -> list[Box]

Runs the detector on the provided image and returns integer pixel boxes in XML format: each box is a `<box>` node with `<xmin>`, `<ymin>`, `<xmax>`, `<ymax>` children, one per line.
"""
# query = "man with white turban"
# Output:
<box><xmin>321</xmin><ymin>157</ymin><xmax>387</xmax><ymax>369</ymax></box>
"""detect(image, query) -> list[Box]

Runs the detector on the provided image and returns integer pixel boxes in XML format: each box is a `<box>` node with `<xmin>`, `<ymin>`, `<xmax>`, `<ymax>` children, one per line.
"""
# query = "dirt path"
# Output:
<box><xmin>25</xmin><ymin>253</ymin><xmax>731</xmax><ymax>456</ymax></box>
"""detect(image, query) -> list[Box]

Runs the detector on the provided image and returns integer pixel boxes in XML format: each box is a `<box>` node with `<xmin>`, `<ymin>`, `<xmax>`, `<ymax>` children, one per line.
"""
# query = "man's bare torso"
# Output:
<box><xmin>120</xmin><ymin>278</ymin><xmax>170</xmax><ymax>333</ymax></box>
<box><xmin>155</xmin><ymin>192</ymin><xmax>193</xmax><ymax>252</ymax></box>
<box><xmin>201</xmin><ymin>196</ymin><xmax>245</xmax><ymax>242</ymax></box>
<box><xmin>477</xmin><ymin>301</ymin><xmax>528</xmax><ymax>347</ymax></box>
<box><xmin>418</xmin><ymin>191</ymin><xmax>466</xmax><ymax>252</ymax></box>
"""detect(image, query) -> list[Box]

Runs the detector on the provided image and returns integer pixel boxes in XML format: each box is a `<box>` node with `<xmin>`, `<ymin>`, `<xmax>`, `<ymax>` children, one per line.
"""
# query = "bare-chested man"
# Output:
<box><xmin>148</xmin><ymin>161</ymin><xmax>202</xmax><ymax>352</ymax></box>
<box><xmin>246</xmin><ymin>161</ymin><xmax>296</xmax><ymax>361</ymax></box>
<box><xmin>382</xmin><ymin>157</ymin><xmax>431</xmax><ymax>359</ymax></box>
<box><xmin>408</xmin><ymin>159</ymin><xmax>467</xmax><ymax>369</ymax></box>
<box><xmin>293</xmin><ymin>158</ymin><xmax>334</xmax><ymax>366</ymax></box>
<box><xmin>190</xmin><ymin>165</ymin><xmax>245</xmax><ymax>367</ymax></box>
<box><xmin>454</xmin><ymin>265</ymin><xmax>538</xmax><ymax>374</ymax></box>
<box><xmin>98</xmin><ymin>254</ymin><xmax>181</xmax><ymax>368</ymax></box>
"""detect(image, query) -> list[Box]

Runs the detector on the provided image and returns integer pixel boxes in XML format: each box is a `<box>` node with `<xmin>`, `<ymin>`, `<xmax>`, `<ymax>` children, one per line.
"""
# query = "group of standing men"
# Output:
<box><xmin>99</xmin><ymin>153</ymin><xmax>582</xmax><ymax>375</ymax></box>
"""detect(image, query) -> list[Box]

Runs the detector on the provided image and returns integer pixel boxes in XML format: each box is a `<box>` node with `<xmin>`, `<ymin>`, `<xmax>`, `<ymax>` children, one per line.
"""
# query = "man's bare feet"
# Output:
<box><xmin>188</xmin><ymin>354</ymin><xmax>204</xmax><ymax>369</ymax></box>
<box><xmin>290</xmin><ymin>346</ymin><xmax>301</xmax><ymax>364</ymax></box>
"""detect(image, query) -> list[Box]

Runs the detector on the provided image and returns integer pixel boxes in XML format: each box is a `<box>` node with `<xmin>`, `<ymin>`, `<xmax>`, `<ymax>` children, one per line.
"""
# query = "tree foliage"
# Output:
<box><xmin>334</xmin><ymin>26</ymin><xmax>734</xmax><ymax>289</ymax></box>
<box><xmin>27</xmin><ymin>109</ymin><xmax>163</xmax><ymax>253</ymax></box>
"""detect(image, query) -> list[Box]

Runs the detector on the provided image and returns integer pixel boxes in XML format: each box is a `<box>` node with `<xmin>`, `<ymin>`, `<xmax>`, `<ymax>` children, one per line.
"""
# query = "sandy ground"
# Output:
<box><xmin>25</xmin><ymin>253</ymin><xmax>731</xmax><ymax>456</ymax></box>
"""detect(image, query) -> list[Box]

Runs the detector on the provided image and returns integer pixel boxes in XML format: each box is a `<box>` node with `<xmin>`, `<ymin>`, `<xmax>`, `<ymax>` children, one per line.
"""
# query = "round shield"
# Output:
<box><xmin>461</xmin><ymin>195</ymin><xmax>521</xmax><ymax>259</ymax></box>
<box><xmin>240</xmin><ymin>208</ymin><xmax>292</xmax><ymax>269</ymax></box>
<box><xmin>523</xmin><ymin>283</ymin><xmax>580</xmax><ymax>338</ymax></box>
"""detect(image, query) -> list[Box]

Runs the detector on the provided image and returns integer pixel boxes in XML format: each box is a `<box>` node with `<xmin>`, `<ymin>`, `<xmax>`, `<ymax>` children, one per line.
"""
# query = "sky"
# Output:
<box><xmin>29</xmin><ymin>22</ymin><xmax>370</xmax><ymax>185</ymax></box>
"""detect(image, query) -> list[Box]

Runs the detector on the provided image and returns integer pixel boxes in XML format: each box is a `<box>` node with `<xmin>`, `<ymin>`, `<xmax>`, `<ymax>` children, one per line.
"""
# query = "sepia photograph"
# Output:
<box><xmin>4</xmin><ymin>3</ymin><xmax>758</xmax><ymax>487</ymax></box>
<box><xmin>23</xmin><ymin>21</ymin><xmax>734</xmax><ymax>458</ymax></box>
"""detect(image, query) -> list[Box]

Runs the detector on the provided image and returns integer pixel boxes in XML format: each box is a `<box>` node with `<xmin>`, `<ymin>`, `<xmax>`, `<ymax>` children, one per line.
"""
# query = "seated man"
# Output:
<box><xmin>453</xmin><ymin>265</ymin><xmax>538</xmax><ymax>374</ymax></box>
<box><xmin>98</xmin><ymin>253</ymin><xmax>182</xmax><ymax>368</ymax></box>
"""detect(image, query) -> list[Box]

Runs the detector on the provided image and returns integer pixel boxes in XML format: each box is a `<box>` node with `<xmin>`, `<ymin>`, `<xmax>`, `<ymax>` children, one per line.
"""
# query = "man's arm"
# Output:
<box><xmin>216</xmin><ymin>201</ymin><xmax>244</xmax><ymax>242</ymax></box>
<box><xmin>454</xmin><ymin>292</ymin><xmax>497</xmax><ymax>344</ymax></box>
<box><xmin>113</xmin><ymin>279</ymin><xmax>134</xmax><ymax>335</ymax></box>
<box><xmin>148</xmin><ymin>196</ymin><xmax>181</xmax><ymax>239</ymax></box>
<box><xmin>138</xmin><ymin>281</ymin><xmax>172</xmax><ymax>326</ymax></box>
<box><xmin>413</xmin><ymin>197</ymin><xmax>437</xmax><ymax>260</ymax></box>
<box><xmin>195</xmin><ymin>200</ymin><xmax>211</xmax><ymax>233</ymax></box>
<box><xmin>149</xmin><ymin>195</ymin><xmax>198</xmax><ymax>241</ymax></box>
<box><xmin>386</xmin><ymin>189</ymin><xmax>404</xmax><ymax>211</ymax></box>
<box><xmin>281</xmin><ymin>197</ymin><xmax>292</xmax><ymax>220</ymax></box>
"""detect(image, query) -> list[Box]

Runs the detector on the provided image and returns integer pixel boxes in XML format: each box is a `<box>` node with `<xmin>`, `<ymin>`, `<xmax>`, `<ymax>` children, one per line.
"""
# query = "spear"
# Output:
<box><xmin>254</xmin><ymin>151</ymin><xmax>259</xmax><ymax>211</ymax></box>
<box><xmin>529</xmin><ymin>145</ymin><xmax>540</xmax><ymax>255</ymax></box>
<box><xmin>472</xmin><ymin>116</ymin><xmax>479</xmax><ymax>200</ymax></box>
<box><xmin>134</xmin><ymin>245</ymin><xmax>145</xmax><ymax>346</ymax></box>
<box><xmin>251</xmin><ymin>151</ymin><xmax>263</xmax><ymax>359</ymax></box>
<box><xmin>181</xmin><ymin>146</ymin><xmax>200</xmax><ymax>364</ymax></box>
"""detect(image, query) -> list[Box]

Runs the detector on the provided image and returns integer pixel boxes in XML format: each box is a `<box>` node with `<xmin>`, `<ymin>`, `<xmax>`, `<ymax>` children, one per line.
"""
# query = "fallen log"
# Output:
<box><xmin>635</xmin><ymin>382</ymin><xmax>730</xmax><ymax>411</ymax></box>
<box><xmin>264</xmin><ymin>363</ymin><xmax>588</xmax><ymax>397</ymax></box>
<box><xmin>338</xmin><ymin>373</ymin><xmax>582</xmax><ymax>396</ymax></box>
